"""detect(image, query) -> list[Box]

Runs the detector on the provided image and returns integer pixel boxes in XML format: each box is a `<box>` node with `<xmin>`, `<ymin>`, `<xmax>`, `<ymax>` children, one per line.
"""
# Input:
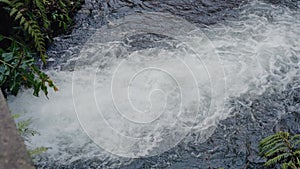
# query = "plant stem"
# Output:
<box><xmin>0</xmin><ymin>59</ymin><xmax>14</xmax><ymax>68</ymax></box>
<box><xmin>1</xmin><ymin>35</ymin><xmax>27</xmax><ymax>48</ymax></box>
<box><xmin>282</xmin><ymin>135</ymin><xmax>298</xmax><ymax>167</ymax></box>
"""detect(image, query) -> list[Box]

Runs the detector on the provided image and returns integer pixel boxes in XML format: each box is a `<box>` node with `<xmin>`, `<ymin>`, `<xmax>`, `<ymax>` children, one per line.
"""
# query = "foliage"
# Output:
<box><xmin>258</xmin><ymin>131</ymin><xmax>300</xmax><ymax>169</ymax></box>
<box><xmin>0</xmin><ymin>0</ymin><xmax>82</xmax><ymax>97</ymax></box>
<box><xmin>29</xmin><ymin>146</ymin><xmax>48</xmax><ymax>156</ymax></box>
<box><xmin>12</xmin><ymin>114</ymin><xmax>39</xmax><ymax>140</ymax></box>
<box><xmin>0</xmin><ymin>36</ymin><xmax>57</xmax><ymax>97</ymax></box>
<box><xmin>12</xmin><ymin>114</ymin><xmax>48</xmax><ymax>156</ymax></box>
<box><xmin>0</xmin><ymin>0</ymin><xmax>47</xmax><ymax>61</ymax></box>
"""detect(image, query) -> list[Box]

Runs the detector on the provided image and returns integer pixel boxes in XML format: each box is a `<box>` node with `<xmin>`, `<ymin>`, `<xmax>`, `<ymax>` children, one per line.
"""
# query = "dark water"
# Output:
<box><xmin>46</xmin><ymin>0</ymin><xmax>299</xmax><ymax>69</ymax></box>
<box><xmin>46</xmin><ymin>0</ymin><xmax>250</xmax><ymax>69</ymax></box>
<box><xmin>10</xmin><ymin>0</ymin><xmax>300</xmax><ymax>168</ymax></box>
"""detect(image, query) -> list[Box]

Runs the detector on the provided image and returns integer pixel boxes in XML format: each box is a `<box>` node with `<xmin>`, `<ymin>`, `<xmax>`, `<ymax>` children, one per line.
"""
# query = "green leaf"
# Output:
<box><xmin>11</xmin><ymin>114</ymin><xmax>20</xmax><ymax>119</ymax></box>
<box><xmin>0</xmin><ymin>65</ymin><xmax>5</xmax><ymax>74</ymax></box>
<box><xmin>15</xmin><ymin>11</ymin><xmax>23</xmax><ymax>20</ymax></box>
<box><xmin>14</xmin><ymin>2</ymin><xmax>23</xmax><ymax>9</ymax></box>
<box><xmin>259</xmin><ymin>132</ymin><xmax>300</xmax><ymax>168</ymax></box>
<box><xmin>20</xmin><ymin>16</ymin><xmax>26</xmax><ymax>25</ymax></box>
<box><xmin>10</xmin><ymin>8</ymin><xmax>18</xmax><ymax>16</ymax></box>
<box><xmin>291</xmin><ymin>134</ymin><xmax>300</xmax><ymax>141</ymax></box>
<box><xmin>4</xmin><ymin>65</ymin><xmax>10</xmax><ymax>75</ymax></box>
<box><xmin>282</xmin><ymin>162</ymin><xmax>288</xmax><ymax>169</ymax></box>
<box><xmin>259</xmin><ymin>139</ymin><xmax>283</xmax><ymax>155</ymax></box>
<box><xmin>29</xmin><ymin>147</ymin><xmax>48</xmax><ymax>156</ymax></box>
<box><xmin>0</xmin><ymin>0</ymin><xmax>11</xmax><ymax>5</ymax></box>
<box><xmin>293</xmin><ymin>139</ymin><xmax>300</xmax><ymax>148</ymax></box>
<box><xmin>265</xmin><ymin>146</ymin><xmax>288</xmax><ymax>157</ymax></box>
<box><xmin>264</xmin><ymin>153</ymin><xmax>289</xmax><ymax>166</ymax></box>
<box><xmin>2</xmin><ymin>52</ymin><xmax>14</xmax><ymax>62</ymax></box>
<box><xmin>0</xmin><ymin>34</ymin><xmax>4</xmax><ymax>41</ymax></box>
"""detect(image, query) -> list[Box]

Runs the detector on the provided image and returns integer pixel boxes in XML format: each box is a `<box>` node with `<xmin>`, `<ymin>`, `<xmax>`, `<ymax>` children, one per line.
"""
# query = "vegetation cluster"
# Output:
<box><xmin>0</xmin><ymin>0</ymin><xmax>82</xmax><ymax>97</ymax></box>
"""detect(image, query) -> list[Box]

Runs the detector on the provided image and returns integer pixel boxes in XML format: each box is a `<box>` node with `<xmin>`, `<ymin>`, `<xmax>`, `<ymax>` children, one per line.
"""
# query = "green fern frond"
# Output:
<box><xmin>264</xmin><ymin>153</ymin><xmax>290</xmax><ymax>166</ymax></box>
<box><xmin>5</xmin><ymin>0</ymin><xmax>47</xmax><ymax>62</ymax></box>
<box><xmin>25</xmin><ymin>21</ymin><xmax>45</xmax><ymax>51</ymax></box>
<box><xmin>15</xmin><ymin>11</ymin><xmax>23</xmax><ymax>20</ymax></box>
<box><xmin>281</xmin><ymin>161</ymin><xmax>297</xmax><ymax>169</ymax></box>
<box><xmin>264</xmin><ymin>144</ymin><xmax>287</xmax><ymax>157</ymax></box>
<box><xmin>275</xmin><ymin>132</ymin><xmax>290</xmax><ymax>140</ymax></box>
<box><xmin>259</xmin><ymin>133</ymin><xmax>282</xmax><ymax>146</ymax></box>
<box><xmin>259</xmin><ymin>139</ymin><xmax>283</xmax><ymax>155</ymax></box>
<box><xmin>291</xmin><ymin>134</ymin><xmax>300</xmax><ymax>141</ymax></box>
<box><xmin>259</xmin><ymin>132</ymin><xmax>300</xmax><ymax>169</ymax></box>
<box><xmin>293</xmin><ymin>140</ymin><xmax>300</xmax><ymax>148</ymax></box>
<box><xmin>13</xmin><ymin>2</ymin><xmax>24</xmax><ymax>8</ymax></box>
<box><xmin>9</xmin><ymin>8</ymin><xmax>18</xmax><ymax>16</ymax></box>
<box><xmin>20</xmin><ymin>16</ymin><xmax>26</xmax><ymax>25</ymax></box>
<box><xmin>34</xmin><ymin>0</ymin><xmax>44</xmax><ymax>11</ymax></box>
<box><xmin>29</xmin><ymin>146</ymin><xmax>48</xmax><ymax>156</ymax></box>
<box><xmin>0</xmin><ymin>0</ymin><xmax>11</xmax><ymax>5</ymax></box>
<box><xmin>34</xmin><ymin>0</ymin><xmax>50</xmax><ymax>28</ymax></box>
<box><xmin>282</xmin><ymin>162</ymin><xmax>289</xmax><ymax>169</ymax></box>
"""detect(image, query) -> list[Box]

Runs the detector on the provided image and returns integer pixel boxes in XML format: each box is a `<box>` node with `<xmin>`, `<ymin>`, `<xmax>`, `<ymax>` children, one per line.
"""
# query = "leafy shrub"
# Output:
<box><xmin>259</xmin><ymin>131</ymin><xmax>300</xmax><ymax>169</ymax></box>
<box><xmin>0</xmin><ymin>36</ymin><xmax>57</xmax><ymax>97</ymax></box>
<box><xmin>0</xmin><ymin>0</ymin><xmax>82</xmax><ymax>97</ymax></box>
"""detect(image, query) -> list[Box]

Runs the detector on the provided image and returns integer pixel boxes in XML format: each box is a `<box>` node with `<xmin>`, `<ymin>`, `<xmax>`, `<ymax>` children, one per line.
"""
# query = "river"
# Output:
<box><xmin>7</xmin><ymin>0</ymin><xmax>300</xmax><ymax>168</ymax></box>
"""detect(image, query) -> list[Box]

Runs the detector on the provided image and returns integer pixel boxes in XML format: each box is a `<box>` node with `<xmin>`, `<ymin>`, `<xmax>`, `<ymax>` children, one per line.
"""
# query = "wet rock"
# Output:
<box><xmin>0</xmin><ymin>91</ymin><xmax>35</xmax><ymax>169</ymax></box>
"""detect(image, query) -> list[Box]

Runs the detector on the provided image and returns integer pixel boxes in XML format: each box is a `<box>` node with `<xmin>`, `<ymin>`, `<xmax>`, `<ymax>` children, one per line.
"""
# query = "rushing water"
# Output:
<box><xmin>7</xmin><ymin>0</ymin><xmax>300</xmax><ymax>168</ymax></box>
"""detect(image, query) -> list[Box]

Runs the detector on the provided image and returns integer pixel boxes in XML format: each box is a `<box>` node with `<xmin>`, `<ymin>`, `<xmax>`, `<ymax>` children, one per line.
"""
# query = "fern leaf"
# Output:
<box><xmin>293</xmin><ymin>139</ymin><xmax>300</xmax><ymax>148</ymax></box>
<box><xmin>259</xmin><ymin>136</ymin><xmax>282</xmax><ymax>149</ymax></box>
<box><xmin>260</xmin><ymin>132</ymin><xmax>284</xmax><ymax>145</ymax></box>
<box><xmin>29</xmin><ymin>146</ymin><xmax>48</xmax><ymax>156</ymax></box>
<box><xmin>0</xmin><ymin>0</ymin><xmax>11</xmax><ymax>5</ymax></box>
<box><xmin>10</xmin><ymin>8</ymin><xmax>18</xmax><ymax>16</ymax></box>
<box><xmin>28</xmin><ymin>26</ymin><xmax>33</xmax><ymax>35</ymax></box>
<box><xmin>260</xmin><ymin>134</ymin><xmax>281</xmax><ymax>143</ymax></box>
<box><xmin>265</xmin><ymin>146</ymin><xmax>288</xmax><ymax>157</ymax></box>
<box><xmin>20</xmin><ymin>16</ymin><xmax>26</xmax><ymax>25</ymax></box>
<box><xmin>34</xmin><ymin>0</ymin><xmax>50</xmax><ymax>28</ymax></box>
<box><xmin>34</xmin><ymin>0</ymin><xmax>44</xmax><ymax>10</ymax></box>
<box><xmin>24</xmin><ymin>20</ymin><xmax>46</xmax><ymax>61</ymax></box>
<box><xmin>14</xmin><ymin>2</ymin><xmax>24</xmax><ymax>9</ymax></box>
<box><xmin>281</xmin><ymin>161</ymin><xmax>297</xmax><ymax>169</ymax></box>
<box><xmin>259</xmin><ymin>139</ymin><xmax>283</xmax><ymax>155</ymax></box>
<box><xmin>260</xmin><ymin>132</ymin><xmax>300</xmax><ymax>168</ymax></box>
<box><xmin>15</xmin><ymin>11</ymin><xmax>23</xmax><ymax>20</ymax></box>
<box><xmin>291</xmin><ymin>134</ymin><xmax>300</xmax><ymax>141</ymax></box>
<box><xmin>279</xmin><ymin>132</ymin><xmax>290</xmax><ymax>138</ymax></box>
<box><xmin>5</xmin><ymin>0</ymin><xmax>47</xmax><ymax>62</ymax></box>
<box><xmin>294</xmin><ymin>150</ymin><xmax>300</xmax><ymax>156</ymax></box>
<box><xmin>264</xmin><ymin>153</ymin><xmax>289</xmax><ymax>166</ymax></box>
<box><xmin>287</xmin><ymin>162</ymin><xmax>298</xmax><ymax>169</ymax></box>
<box><xmin>24</xmin><ymin>21</ymin><xmax>29</xmax><ymax>30</ymax></box>
<box><xmin>282</xmin><ymin>162</ymin><xmax>288</xmax><ymax>169</ymax></box>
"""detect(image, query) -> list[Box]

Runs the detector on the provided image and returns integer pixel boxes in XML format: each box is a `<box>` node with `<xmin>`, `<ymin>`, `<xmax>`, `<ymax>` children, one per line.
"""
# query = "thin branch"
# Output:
<box><xmin>0</xmin><ymin>59</ymin><xmax>14</xmax><ymax>68</ymax></box>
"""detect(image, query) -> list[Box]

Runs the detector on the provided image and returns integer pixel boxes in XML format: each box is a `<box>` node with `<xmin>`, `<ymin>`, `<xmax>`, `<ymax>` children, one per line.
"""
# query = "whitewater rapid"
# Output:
<box><xmin>7</xmin><ymin>0</ymin><xmax>300</xmax><ymax>168</ymax></box>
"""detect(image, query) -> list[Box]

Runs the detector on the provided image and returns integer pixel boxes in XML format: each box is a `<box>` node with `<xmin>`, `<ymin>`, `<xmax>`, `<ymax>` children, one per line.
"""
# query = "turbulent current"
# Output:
<box><xmin>7</xmin><ymin>0</ymin><xmax>300</xmax><ymax>168</ymax></box>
